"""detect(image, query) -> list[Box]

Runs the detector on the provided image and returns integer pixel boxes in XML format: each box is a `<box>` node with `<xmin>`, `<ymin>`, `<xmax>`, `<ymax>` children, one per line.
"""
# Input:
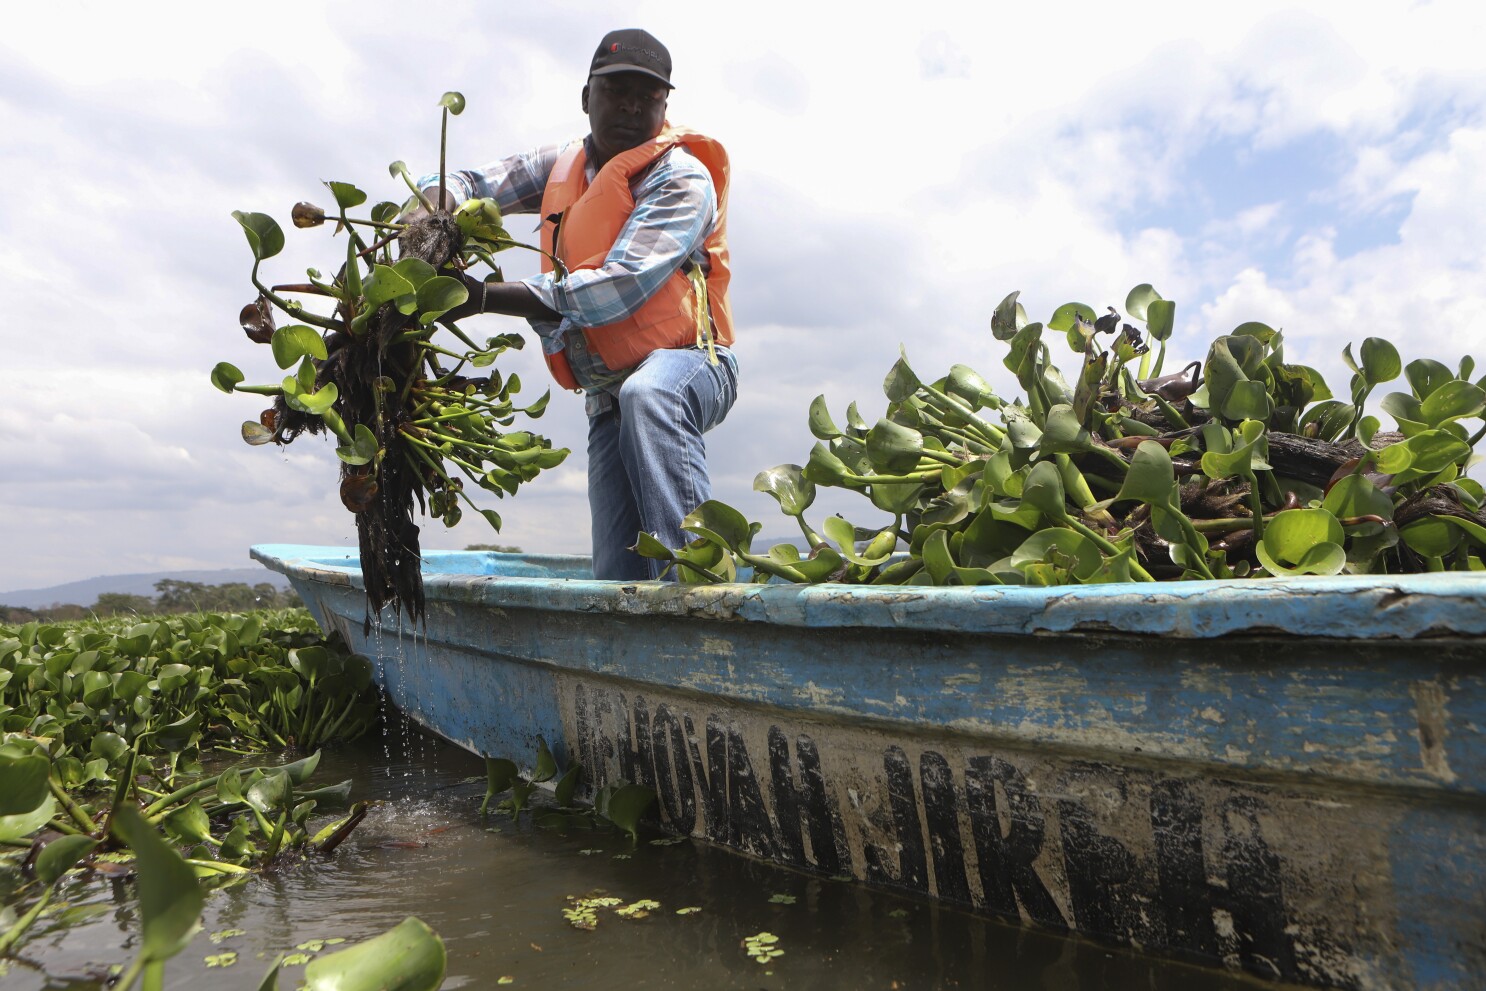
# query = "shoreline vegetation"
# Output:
<box><xmin>0</xmin><ymin>607</ymin><xmax>446</xmax><ymax>989</ymax></box>
<box><xmin>1</xmin><ymin>580</ymin><xmax>304</xmax><ymax>625</ymax></box>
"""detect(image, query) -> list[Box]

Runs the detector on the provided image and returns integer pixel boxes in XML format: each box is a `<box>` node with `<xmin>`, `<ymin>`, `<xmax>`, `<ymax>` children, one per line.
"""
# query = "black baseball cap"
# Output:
<box><xmin>589</xmin><ymin>29</ymin><xmax>673</xmax><ymax>88</ymax></box>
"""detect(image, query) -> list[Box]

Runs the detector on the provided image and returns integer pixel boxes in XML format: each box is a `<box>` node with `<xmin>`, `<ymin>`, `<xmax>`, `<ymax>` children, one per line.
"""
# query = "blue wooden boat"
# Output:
<box><xmin>253</xmin><ymin>543</ymin><xmax>1485</xmax><ymax>989</ymax></box>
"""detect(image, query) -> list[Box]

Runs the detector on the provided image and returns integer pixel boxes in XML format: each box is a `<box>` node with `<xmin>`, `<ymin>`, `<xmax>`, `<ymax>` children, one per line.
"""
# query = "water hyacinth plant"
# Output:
<box><xmin>0</xmin><ymin>610</ymin><xmax>381</xmax><ymax>971</ymax></box>
<box><xmin>641</xmin><ymin>285</ymin><xmax>1486</xmax><ymax>585</ymax></box>
<box><xmin>213</xmin><ymin>92</ymin><xmax>568</xmax><ymax>622</ymax></box>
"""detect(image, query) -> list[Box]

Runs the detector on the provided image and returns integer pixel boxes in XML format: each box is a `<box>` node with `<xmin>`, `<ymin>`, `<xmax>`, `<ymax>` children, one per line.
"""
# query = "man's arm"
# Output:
<box><xmin>416</xmin><ymin>144</ymin><xmax>568</xmax><ymax>217</ymax></box>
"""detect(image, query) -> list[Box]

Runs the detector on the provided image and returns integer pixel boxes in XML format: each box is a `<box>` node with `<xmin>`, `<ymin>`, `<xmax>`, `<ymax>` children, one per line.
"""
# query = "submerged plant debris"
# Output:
<box><xmin>642</xmin><ymin>285</ymin><xmax>1486</xmax><ymax>586</ymax></box>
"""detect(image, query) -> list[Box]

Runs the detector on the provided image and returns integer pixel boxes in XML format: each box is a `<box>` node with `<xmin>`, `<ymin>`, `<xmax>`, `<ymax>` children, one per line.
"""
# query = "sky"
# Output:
<box><xmin>2</xmin><ymin>0</ymin><xmax>1484</xmax><ymax>591</ymax></box>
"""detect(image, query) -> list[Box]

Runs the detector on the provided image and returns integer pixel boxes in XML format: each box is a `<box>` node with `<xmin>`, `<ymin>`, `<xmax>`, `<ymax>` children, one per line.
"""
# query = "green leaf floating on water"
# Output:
<box><xmin>36</xmin><ymin>835</ymin><xmax>98</xmax><ymax>885</ymax></box>
<box><xmin>532</xmin><ymin>738</ymin><xmax>558</xmax><ymax>783</ymax></box>
<box><xmin>601</xmin><ymin>783</ymin><xmax>657</xmax><ymax>841</ymax></box>
<box><xmin>0</xmin><ymin>753</ymin><xmax>50</xmax><ymax>816</ymax></box>
<box><xmin>112</xmin><ymin>805</ymin><xmax>204</xmax><ymax>968</ymax></box>
<box><xmin>281</xmin><ymin>917</ymin><xmax>447</xmax><ymax>991</ymax></box>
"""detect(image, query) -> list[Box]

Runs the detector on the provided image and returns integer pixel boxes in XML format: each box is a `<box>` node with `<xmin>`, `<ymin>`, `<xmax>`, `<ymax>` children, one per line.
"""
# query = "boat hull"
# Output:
<box><xmin>253</xmin><ymin>544</ymin><xmax>1486</xmax><ymax>990</ymax></box>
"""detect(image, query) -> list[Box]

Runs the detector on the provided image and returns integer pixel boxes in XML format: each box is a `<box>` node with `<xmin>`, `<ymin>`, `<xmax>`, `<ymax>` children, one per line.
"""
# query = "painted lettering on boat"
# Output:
<box><xmin>570</xmin><ymin>683</ymin><xmax>1320</xmax><ymax>985</ymax></box>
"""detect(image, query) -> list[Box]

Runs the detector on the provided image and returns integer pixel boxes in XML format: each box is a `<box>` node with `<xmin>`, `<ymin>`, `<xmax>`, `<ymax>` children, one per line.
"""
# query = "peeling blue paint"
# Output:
<box><xmin>252</xmin><ymin>544</ymin><xmax>1486</xmax><ymax>989</ymax></box>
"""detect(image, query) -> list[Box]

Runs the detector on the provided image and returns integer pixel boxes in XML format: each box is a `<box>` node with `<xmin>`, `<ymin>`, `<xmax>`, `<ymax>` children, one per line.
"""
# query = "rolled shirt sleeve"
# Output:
<box><xmin>417</xmin><ymin>144</ymin><xmax>568</xmax><ymax>217</ymax></box>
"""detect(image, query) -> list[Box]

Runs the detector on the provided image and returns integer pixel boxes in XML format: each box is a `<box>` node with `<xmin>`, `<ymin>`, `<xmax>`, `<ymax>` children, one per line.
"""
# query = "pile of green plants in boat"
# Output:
<box><xmin>0</xmin><ymin>611</ymin><xmax>451</xmax><ymax>987</ymax></box>
<box><xmin>641</xmin><ymin>286</ymin><xmax>1486</xmax><ymax>585</ymax></box>
<box><xmin>213</xmin><ymin>92</ymin><xmax>567</xmax><ymax>622</ymax></box>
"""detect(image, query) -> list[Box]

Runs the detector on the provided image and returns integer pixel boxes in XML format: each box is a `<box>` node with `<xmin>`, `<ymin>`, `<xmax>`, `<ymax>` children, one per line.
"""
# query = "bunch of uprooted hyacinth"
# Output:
<box><xmin>213</xmin><ymin>93</ymin><xmax>567</xmax><ymax>623</ymax></box>
<box><xmin>642</xmin><ymin>285</ymin><xmax>1486</xmax><ymax>585</ymax></box>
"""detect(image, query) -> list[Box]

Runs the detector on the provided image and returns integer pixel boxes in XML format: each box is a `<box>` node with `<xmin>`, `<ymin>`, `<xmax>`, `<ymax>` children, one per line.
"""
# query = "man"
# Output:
<box><xmin>420</xmin><ymin>29</ymin><xmax>738</xmax><ymax>580</ymax></box>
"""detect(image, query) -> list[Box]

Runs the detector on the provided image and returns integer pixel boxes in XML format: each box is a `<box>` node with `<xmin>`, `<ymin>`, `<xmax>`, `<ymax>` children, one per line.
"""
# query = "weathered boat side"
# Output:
<box><xmin>253</xmin><ymin>543</ymin><xmax>1486</xmax><ymax>990</ymax></box>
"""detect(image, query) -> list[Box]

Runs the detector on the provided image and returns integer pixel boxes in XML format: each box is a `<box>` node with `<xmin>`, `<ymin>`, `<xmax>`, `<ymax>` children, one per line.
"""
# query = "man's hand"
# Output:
<box><xmin>438</xmin><ymin>273</ymin><xmax>561</xmax><ymax>326</ymax></box>
<box><xmin>399</xmin><ymin>185</ymin><xmax>460</xmax><ymax>227</ymax></box>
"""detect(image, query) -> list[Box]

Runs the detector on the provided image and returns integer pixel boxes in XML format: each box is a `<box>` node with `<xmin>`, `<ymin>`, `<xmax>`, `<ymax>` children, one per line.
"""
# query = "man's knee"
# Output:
<box><xmin>618</xmin><ymin>357</ymin><xmax>696</xmax><ymax>426</ymax></box>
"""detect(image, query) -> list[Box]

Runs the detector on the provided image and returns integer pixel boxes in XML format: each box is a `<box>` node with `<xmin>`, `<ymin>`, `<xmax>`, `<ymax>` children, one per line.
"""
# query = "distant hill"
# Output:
<box><xmin>0</xmin><ymin>569</ymin><xmax>291</xmax><ymax>609</ymax></box>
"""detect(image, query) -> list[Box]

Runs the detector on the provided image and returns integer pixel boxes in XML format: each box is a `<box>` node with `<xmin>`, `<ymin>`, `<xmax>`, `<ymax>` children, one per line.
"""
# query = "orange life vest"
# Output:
<box><xmin>537</xmin><ymin>124</ymin><xmax>734</xmax><ymax>391</ymax></box>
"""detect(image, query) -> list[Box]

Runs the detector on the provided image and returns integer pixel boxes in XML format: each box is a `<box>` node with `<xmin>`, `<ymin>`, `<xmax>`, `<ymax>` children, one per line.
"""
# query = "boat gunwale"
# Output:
<box><xmin>251</xmin><ymin>543</ymin><xmax>1486</xmax><ymax>641</ymax></box>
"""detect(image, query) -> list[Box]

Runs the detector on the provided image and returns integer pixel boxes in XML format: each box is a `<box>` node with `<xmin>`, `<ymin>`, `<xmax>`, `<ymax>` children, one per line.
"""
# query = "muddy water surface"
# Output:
<box><xmin>13</xmin><ymin>716</ymin><xmax>1287</xmax><ymax>991</ymax></box>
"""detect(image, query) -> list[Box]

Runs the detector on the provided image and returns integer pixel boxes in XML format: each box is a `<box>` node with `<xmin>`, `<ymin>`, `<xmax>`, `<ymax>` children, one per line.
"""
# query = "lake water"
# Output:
<box><xmin>10</xmin><ymin>711</ymin><xmax>1291</xmax><ymax>991</ymax></box>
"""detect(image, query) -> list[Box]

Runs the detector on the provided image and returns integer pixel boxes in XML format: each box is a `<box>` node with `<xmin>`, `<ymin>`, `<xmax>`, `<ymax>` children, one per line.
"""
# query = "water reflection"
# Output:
<box><xmin>15</xmin><ymin>714</ymin><xmax>1289</xmax><ymax>991</ymax></box>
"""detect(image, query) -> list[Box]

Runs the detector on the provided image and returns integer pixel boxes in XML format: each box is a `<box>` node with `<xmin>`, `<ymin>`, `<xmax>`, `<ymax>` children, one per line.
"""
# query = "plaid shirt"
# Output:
<box><xmin>422</xmin><ymin>136</ymin><xmax>725</xmax><ymax>406</ymax></box>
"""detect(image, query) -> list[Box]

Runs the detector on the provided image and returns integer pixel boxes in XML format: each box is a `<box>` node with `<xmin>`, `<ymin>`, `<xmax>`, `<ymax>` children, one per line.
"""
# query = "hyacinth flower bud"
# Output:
<box><xmin>292</xmin><ymin>202</ymin><xmax>327</xmax><ymax>228</ymax></box>
<box><xmin>240</xmin><ymin>296</ymin><xmax>275</xmax><ymax>344</ymax></box>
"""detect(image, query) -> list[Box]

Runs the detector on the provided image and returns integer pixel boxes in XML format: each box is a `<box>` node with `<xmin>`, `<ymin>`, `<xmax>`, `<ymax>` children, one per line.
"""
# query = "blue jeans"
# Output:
<box><xmin>587</xmin><ymin>346</ymin><xmax>739</xmax><ymax>580</ymax></box>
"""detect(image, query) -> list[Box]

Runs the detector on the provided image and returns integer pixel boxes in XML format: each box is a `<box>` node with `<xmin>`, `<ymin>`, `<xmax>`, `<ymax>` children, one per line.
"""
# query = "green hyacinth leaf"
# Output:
<box><xmin>416</xmin><ymin>276</ymin><xmax>469</xmax><ymax>325</ymax></box>
<box><xmin>1010</xmin><ymin>529</ymin><xmax>1101</xmax><ymax>581</ymax></box>
<box><xmin>303</xmin><ymin>917</ymin><xmax>446</xmax><ymax>991</ymax></box>
<box><xmin>36</xmin><ymin>835</ymin><xmax>98</xmax><ymax>886</ymax></box>
<box><xmin>270</xmin><ymin>325</ymin><xmax>328</xmax><ymax>370</ymax></box>
<box><xmin>754</xmin><ymin>464</ymin><xmax>816</xmax><ymax>517</ymax></box>
<box><xmin>211</xmin><ymin>362</ymin><xmax>245</xmax><ymax>394</ymax></box>
<box><xmin>682</xmin><ymin>500</ymin><xmax>758</xmax><ymax>553</ymax></box>
<box><xmin>531</xmin><ymin>739</ymin><xmax>557</xmax><ymax>783</ymax></box>
<box><xmin>1405</xmin><ymin>358</ymin><xmax>1454</xmax><ymax>400</ymax></box>
<box><xmin>324</xmin><ymin>181</ymin><xmax>368</xmax><ymax>210</ymax></box>
<box><xmin>865</xmin><ymin>419</ymin><xmax>925</xmax><ymax>474</ymax></box>
<box><xmin>1115</xmin><ymin>441</ymin><xmax>1178</xmax><ymax>509</ymax></box>
<box><xmin>1125</xmin><ymin>284</ymin><xmax>1162</xmax><ymax>322</ymax></box>
<box><xmin>0</xmin><ymin>754</ymin><xmax>50</xmax><ymax>816</ymax></box>
<box><xmin>232</xmin><ymin>211</ymin><xmax>284</xmax><ymax>261</ymax></box>
<box><xmin>1039</xmin><ymin>405</ymin><xmax>1092</xmax><ymax>455</ymax></box>
<box><xmin>1146</xmin><ymin>299</ymin><xmax>1176</xmax><ymax>342</ymax></box>
<box><xmin>1322</xmin><ymin>473</ymin><xmax>1394</xmax><ymax>522</ymax></box>
<box><xmin>1230</xmin><ymin>320</ymin><xmax>1275</xmax><ymax>343</ymax></box>
<box><xmin>1257</xmin><ymin>509</ymin><xmax>1347</xmax><ymax>576</ymax></box>
<box><xmin>1048</xmin><ymin>302</ymin><xmax>1096</xmax><ymax>333</ymax></box>
<box><xmin>807</xmin><ymin>395</ymin><xmax>842</xmax><ymax>440</ymax></box>
<box><xmin>336</xmin><ymin>423</ymin><xmax>380</xmax><ymax>466</ymax></box>
<box><xmin>364</xmin><ymin>265</ymin><xmax>416</xmax><ymax>310</ymax></box>
<box><xmin>946</xmin><ymin>364</ymin><xmax>999</xmax><ymax>408</ymax></box>
<box><xmin>392</xmin><ymin>257</ymin><xmax>438</xmax><ymax>291</ymax></box>
<box><xmin>112</xmin><ymin>805</ymin><xmax>204</xmax><ymax>965</ymax></box>
<box><xmin>1359</xmin><ymin>337</ymin><xmax>1402</xmax><ymax>384</ymax></box>
<box><xmin>991</xmin><ymin>290</ymin><xmax>1028</xmax><ymax>341</ymax></box>
<box><xmin>602</xmin><ymin>784</ymin><xmax>657</xmax><ymax>842</ymax></box>
<box><xmin>1221</xmin><ymin>379</ymin><xmax>1274</xmax><ymax>422</ymax></box>
<box><xmin>868</xmin><ymin>479</ymin><xmax>923</xmax><ymax>514</ymax></box>
<box><xmin>1399</xmin><ymin>517</ymin><xmax>1462</xmax><ymax>558</ymax></box>
<box><xmin>1019</xmin><ymin>460</ymin><xmax>1069</xmax><ymax>523</ymax></box>
<box><xmin>554</xmin><ymin>764</ymin><xmax>582</xmax><ymax>808</ymax></box>
<box><xmin>1420</xmin><ymin>379</ymin><xmax>1486</xmax><ymax>427</ymax></box>
<box><xmin>883</xmin><ymin>352</ymin><xmax>922</xmax><ymax>403</ymax></box>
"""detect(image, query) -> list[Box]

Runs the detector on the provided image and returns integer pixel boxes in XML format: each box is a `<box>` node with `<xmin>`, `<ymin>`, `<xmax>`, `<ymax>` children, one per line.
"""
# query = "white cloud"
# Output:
<box><xmin>3</xmin><ymin>0</ymin><xmax>1484</xmax><ymax>591</ymax></box>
